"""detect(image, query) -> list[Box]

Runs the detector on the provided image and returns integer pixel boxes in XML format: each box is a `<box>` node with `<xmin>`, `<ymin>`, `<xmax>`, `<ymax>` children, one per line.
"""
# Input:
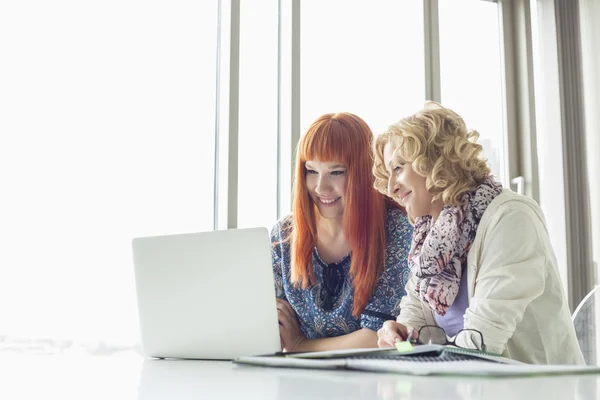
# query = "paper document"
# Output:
<box><xmin>285</xmin><ymin>344</ymin><xmax>520</xmax><ymax>365</ymax></box>
<box><xmin>344</xmin><ymin>359</ymin><xmax>600</xmax><ymax>377</ymax></box>
<box><xmin>234</xmin><ymin>344</ymin><xmax>600</xmax><ymax>377</ymax></box>
<box><xmin>285</xmin><ymin>347</ymin><xmax>398</xmax><ymax>359</ymax></box>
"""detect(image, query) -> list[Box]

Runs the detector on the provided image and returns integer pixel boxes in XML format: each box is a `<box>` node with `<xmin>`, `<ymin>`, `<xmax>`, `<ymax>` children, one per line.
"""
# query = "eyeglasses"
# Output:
<box><xmin>411</xmin><ymin>325</ymin><xmax>486</xmax><ymax>352</ymax></box>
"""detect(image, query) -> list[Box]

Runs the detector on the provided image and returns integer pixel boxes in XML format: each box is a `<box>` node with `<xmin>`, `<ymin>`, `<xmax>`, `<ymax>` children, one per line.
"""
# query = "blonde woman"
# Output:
<box><xmin>372</xmin><ymin>101</ymin><xmax>583</xmax><ymax>365</ymax></box>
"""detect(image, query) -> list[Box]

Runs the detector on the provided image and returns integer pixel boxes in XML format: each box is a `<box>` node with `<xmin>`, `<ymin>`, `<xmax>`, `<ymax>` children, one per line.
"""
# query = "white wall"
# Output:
<box><xmin>580</xmin><ymin>0</ymin><xmax>600</xmax><ymax>282</ymax></box>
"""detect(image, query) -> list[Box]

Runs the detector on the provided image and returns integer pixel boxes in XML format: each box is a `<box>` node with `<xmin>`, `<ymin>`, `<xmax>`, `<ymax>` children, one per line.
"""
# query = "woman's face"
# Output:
<box><xmin>383</xmin><ymin>141</ymin><xmax>439</xmax><ymax>219</ymax></box>
<box><xmin>305</xmin><ymin>159</ymin><xmax>347</xmax><ymax>220</ymax></box>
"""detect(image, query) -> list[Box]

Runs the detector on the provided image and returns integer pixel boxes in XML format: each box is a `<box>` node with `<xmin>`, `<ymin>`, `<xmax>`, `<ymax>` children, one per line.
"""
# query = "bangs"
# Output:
<box><xmin>299</xmin><ymin>115</ymin><xmax>352</xmax><ymax>166</ymax></box>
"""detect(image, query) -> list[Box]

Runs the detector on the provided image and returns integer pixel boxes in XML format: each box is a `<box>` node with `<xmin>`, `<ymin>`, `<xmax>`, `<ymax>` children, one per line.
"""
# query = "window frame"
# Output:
<box><xmin>215</xmin><ymin>0</ymin><xmax>600</xmax><ymax>308</ymax></box>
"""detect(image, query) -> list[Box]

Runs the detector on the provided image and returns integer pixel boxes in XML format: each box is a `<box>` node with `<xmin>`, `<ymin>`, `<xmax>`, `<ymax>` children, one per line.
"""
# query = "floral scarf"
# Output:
<box><xmin>408</xmin><ymin>176</ymin><xmax>503</xmax><ymax>316</ymax></box>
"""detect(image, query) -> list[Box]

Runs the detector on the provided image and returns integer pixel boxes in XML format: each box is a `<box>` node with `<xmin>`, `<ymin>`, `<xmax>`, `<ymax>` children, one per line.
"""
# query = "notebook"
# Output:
<box><xmin>132</xmin><ymin>227</ymin><xmax>281</xmax><ymax>360</ymax></box>
<box><xmin>234</xmin><ymin>344</ymin><xmax>600</xmax><ymax>377</ymax></box>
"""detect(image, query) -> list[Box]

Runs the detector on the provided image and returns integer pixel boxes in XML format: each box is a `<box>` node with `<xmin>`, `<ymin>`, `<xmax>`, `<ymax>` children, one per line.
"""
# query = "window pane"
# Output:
<box><xmin>301</xmin><ymin>0</ymin><xmax>425</xmax><ymax>136</ymax></box>
<box><xmin>439</xmin><ymin>0</ymin><xmax>506</xmax><ymax>183</ymax></box>
<box><xmin>0</xmin><ymin>1</ymin><xmax>218</xmax><ymax>344</ymax></box>
<box><xmin>237</xmin><ymin>0</ymin><xmax>279</xmax><ymax>229</ymax></box>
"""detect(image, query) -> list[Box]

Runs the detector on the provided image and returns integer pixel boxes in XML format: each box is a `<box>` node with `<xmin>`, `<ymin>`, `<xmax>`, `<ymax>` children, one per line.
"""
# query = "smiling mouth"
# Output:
<box><xmin>400</xmin><ymin>192</ymin><xmax>412</xmax><ymax>202</ymax></box>
<box><xmin>318</xmin><ymin>197</ymin><xmax>341</xmax><ymax>205</ymax></box>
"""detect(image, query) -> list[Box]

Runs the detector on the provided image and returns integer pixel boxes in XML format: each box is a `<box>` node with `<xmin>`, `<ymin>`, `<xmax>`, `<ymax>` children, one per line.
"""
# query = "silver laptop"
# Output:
<box><xmin>132</xmin><ymin>227</ymin><xmax>281</xmax><ymax>360</ymax></box>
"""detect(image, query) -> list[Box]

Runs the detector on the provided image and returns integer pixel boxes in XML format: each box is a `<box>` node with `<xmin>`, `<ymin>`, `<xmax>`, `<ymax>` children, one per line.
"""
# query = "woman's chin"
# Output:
<box><xmin>317</xmin><ymin>206</ymin><xmax>344</xmax><ymax>219</ymax></box>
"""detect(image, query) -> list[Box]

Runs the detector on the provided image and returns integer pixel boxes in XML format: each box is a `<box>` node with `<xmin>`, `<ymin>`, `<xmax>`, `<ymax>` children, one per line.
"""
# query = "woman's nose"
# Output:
<box><xmin>315</xmin><ymin>176</ymin><xmax>332</xmax><ymax>193</ymax></box>
<box><xmin>388</xmin><ymin>177</ymin><xmax>399</xmax><ymax>197</ymax></box>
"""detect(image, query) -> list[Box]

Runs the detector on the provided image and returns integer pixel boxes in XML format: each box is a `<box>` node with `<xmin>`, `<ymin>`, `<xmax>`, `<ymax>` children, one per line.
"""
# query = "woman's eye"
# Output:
<box><xmin>393</xmin><ymin>165</ymin><xmax>402</xmax><ymax>172</ymax></box>
<box><xmin>306</xmin><ymin>169</ymin><xmax>317</xmax><ymax>174</ymax></box>
<box><xmin>331</xmin><ymin>170</ymin><xmax>345</xmax><ymax>176</ymax></box>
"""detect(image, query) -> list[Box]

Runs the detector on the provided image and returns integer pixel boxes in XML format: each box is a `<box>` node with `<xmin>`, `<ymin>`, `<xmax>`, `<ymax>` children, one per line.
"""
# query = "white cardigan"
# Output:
<box><xmin>398</xmin><ymin>189</ymin><xmax>585</xmax><ymax>365</ymax></box>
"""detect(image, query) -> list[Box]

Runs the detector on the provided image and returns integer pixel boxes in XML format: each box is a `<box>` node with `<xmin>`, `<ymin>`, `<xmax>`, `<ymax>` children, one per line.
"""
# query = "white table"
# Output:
<box><xmin>1</xmin><ymin>353</ymin><xmax>599</xmax><ymax>399</ymax></box>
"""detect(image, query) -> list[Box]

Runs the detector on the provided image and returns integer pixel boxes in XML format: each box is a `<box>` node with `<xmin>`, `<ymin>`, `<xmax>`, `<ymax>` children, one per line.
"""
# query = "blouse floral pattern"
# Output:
<box><xmin>271</xmin><ymin>206</ymin><xmax>413</xmax><ymax>339</ymax></box>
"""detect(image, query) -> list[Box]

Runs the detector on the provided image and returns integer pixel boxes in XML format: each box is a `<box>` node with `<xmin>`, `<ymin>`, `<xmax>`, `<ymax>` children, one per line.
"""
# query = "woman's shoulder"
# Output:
<box><xmin>386</xmin><ymin>203</ymin><xmax>408</xmax><ymax>220</ymax></box>
<box><xmin>385</xmin><ymin>202</ymin><xmax>412</xmax><ymax>237</ymax></box>
<box><xmin>469</xmin><ymin>190</ymin><xmax>558</xmax><ymax>282</ymax></box>
<box><xmin>474</xmin><ymin>189</ymin><xmax>551</xmax><ymax>256</ymax></box>
<box><xmin>481</xmin><ymin>189</ymin><xmax>546</xmax><ymax>228</ymax></box>
<box><xmin>270</xmin><ymin>215</ymin><xmax>294</xmax><ymax>242</ymax></box>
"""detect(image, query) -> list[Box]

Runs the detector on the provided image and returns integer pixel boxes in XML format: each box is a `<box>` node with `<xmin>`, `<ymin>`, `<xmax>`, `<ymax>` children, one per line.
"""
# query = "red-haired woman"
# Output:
<box><xmin>271</xmin><ymin>112</ymin><xmax>413</xmax><ymax>352</ymax></box>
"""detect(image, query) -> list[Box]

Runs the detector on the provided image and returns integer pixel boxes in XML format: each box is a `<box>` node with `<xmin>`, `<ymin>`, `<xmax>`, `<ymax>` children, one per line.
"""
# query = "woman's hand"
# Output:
<box><xmin>377</xmin><ymin>321</ymin><xmax>414</xmax><ymax>348</ymax></box>
<box><xmin>276</xmin><ymin>298</ymin><xmax>305</xmax><ymax>352</ymax></box>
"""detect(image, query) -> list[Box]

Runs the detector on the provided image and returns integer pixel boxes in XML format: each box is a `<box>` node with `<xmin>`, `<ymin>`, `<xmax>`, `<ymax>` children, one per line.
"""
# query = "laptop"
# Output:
<box><xmin>132</xmin><ymin>227</ymin><xmax>281</xmax><ymax>360</ymax></box>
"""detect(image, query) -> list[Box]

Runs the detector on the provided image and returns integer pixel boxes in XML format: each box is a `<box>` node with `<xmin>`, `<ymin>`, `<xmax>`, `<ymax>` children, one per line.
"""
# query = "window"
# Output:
<box><xmin>237</xmin><ymin>0</ymin><xmax>279</xmax><ymax>229</ymax></box>
<box><xmin>0</xmin><ymin>0</ymin><xmax>218</xmax><ymax>344</ymax></box>
<box><xmin>0</xmin><ymin>0</ymin><xmax>514</xmax><ymax>350</ymax></box>
<box><xmin>300</xmin><ymin>0</ymin><xmax>426</xmax><ymax>136</ymax></box>
<box><xmin>438</xmin><ymin>0</ymin><xmax>506</xmax><ymax>184</ymax></box>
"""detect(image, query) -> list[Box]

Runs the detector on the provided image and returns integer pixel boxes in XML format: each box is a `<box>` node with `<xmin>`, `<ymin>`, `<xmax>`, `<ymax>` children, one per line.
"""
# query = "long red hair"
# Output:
<box><xmin>289</xmin><ymin>112</ymin><xmax>397</xmax><ymax>316</ymax></box>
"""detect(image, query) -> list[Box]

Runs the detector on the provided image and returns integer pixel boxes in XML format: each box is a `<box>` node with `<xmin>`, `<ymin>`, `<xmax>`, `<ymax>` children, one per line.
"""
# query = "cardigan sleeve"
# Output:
<box><xmin>397</xmin><ymin>273</ymin><xmax>429</xmax><ymax>331</ymax></box>
<box><xmin>461</xmin><ymin>202</ymin><xmax>547</xmax><ymax>355</ymax></box>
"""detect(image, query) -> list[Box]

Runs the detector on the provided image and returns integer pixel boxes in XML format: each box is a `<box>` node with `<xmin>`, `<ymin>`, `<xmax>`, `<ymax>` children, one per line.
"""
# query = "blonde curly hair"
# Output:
<box><xmin>373</xmin><ymin>101</ymin><xmax>491</xmax><ymax>207</ymax></box>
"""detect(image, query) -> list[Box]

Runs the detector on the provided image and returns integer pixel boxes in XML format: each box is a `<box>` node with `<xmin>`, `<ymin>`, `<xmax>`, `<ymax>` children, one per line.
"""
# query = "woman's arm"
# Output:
<box><xmin>462</xmin><ymin>204</ymin><xmax>547</xmax><ymax>355</ymax></box>
<box><xmin>292</xmin><ymin>328</ymin><xmax>378</xmax><ymax>352</ymax></box>
<box><xmin>277</xmin><ymin>298</ymin><xmax>379</xmax><ymax>351</ymax></box>
<box><xmin>396</xmin><ymin>273</ymin><xmax>428</xmax><ymax>330</ymax></box>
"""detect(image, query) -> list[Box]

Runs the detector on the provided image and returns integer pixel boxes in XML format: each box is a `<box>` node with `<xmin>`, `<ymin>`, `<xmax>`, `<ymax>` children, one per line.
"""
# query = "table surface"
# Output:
<box><xmin>2</xmin><ymin>353</ymin><xmax>599</xmax><ymax>400</ymax></box>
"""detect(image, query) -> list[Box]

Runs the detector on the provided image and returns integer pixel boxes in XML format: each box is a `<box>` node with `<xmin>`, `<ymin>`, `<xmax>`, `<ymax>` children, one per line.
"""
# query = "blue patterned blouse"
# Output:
<box><xmin>271</xmin><ymin>206</ymin><xmax>413</xmax><ymax>338</ymax></box>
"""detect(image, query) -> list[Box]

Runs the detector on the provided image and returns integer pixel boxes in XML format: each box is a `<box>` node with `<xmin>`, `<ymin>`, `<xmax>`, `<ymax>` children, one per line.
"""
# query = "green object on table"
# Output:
<box><xmin>395</xmin><ymin>340</ymin><xmax>414</xmax><ymax>353</ymax></box>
